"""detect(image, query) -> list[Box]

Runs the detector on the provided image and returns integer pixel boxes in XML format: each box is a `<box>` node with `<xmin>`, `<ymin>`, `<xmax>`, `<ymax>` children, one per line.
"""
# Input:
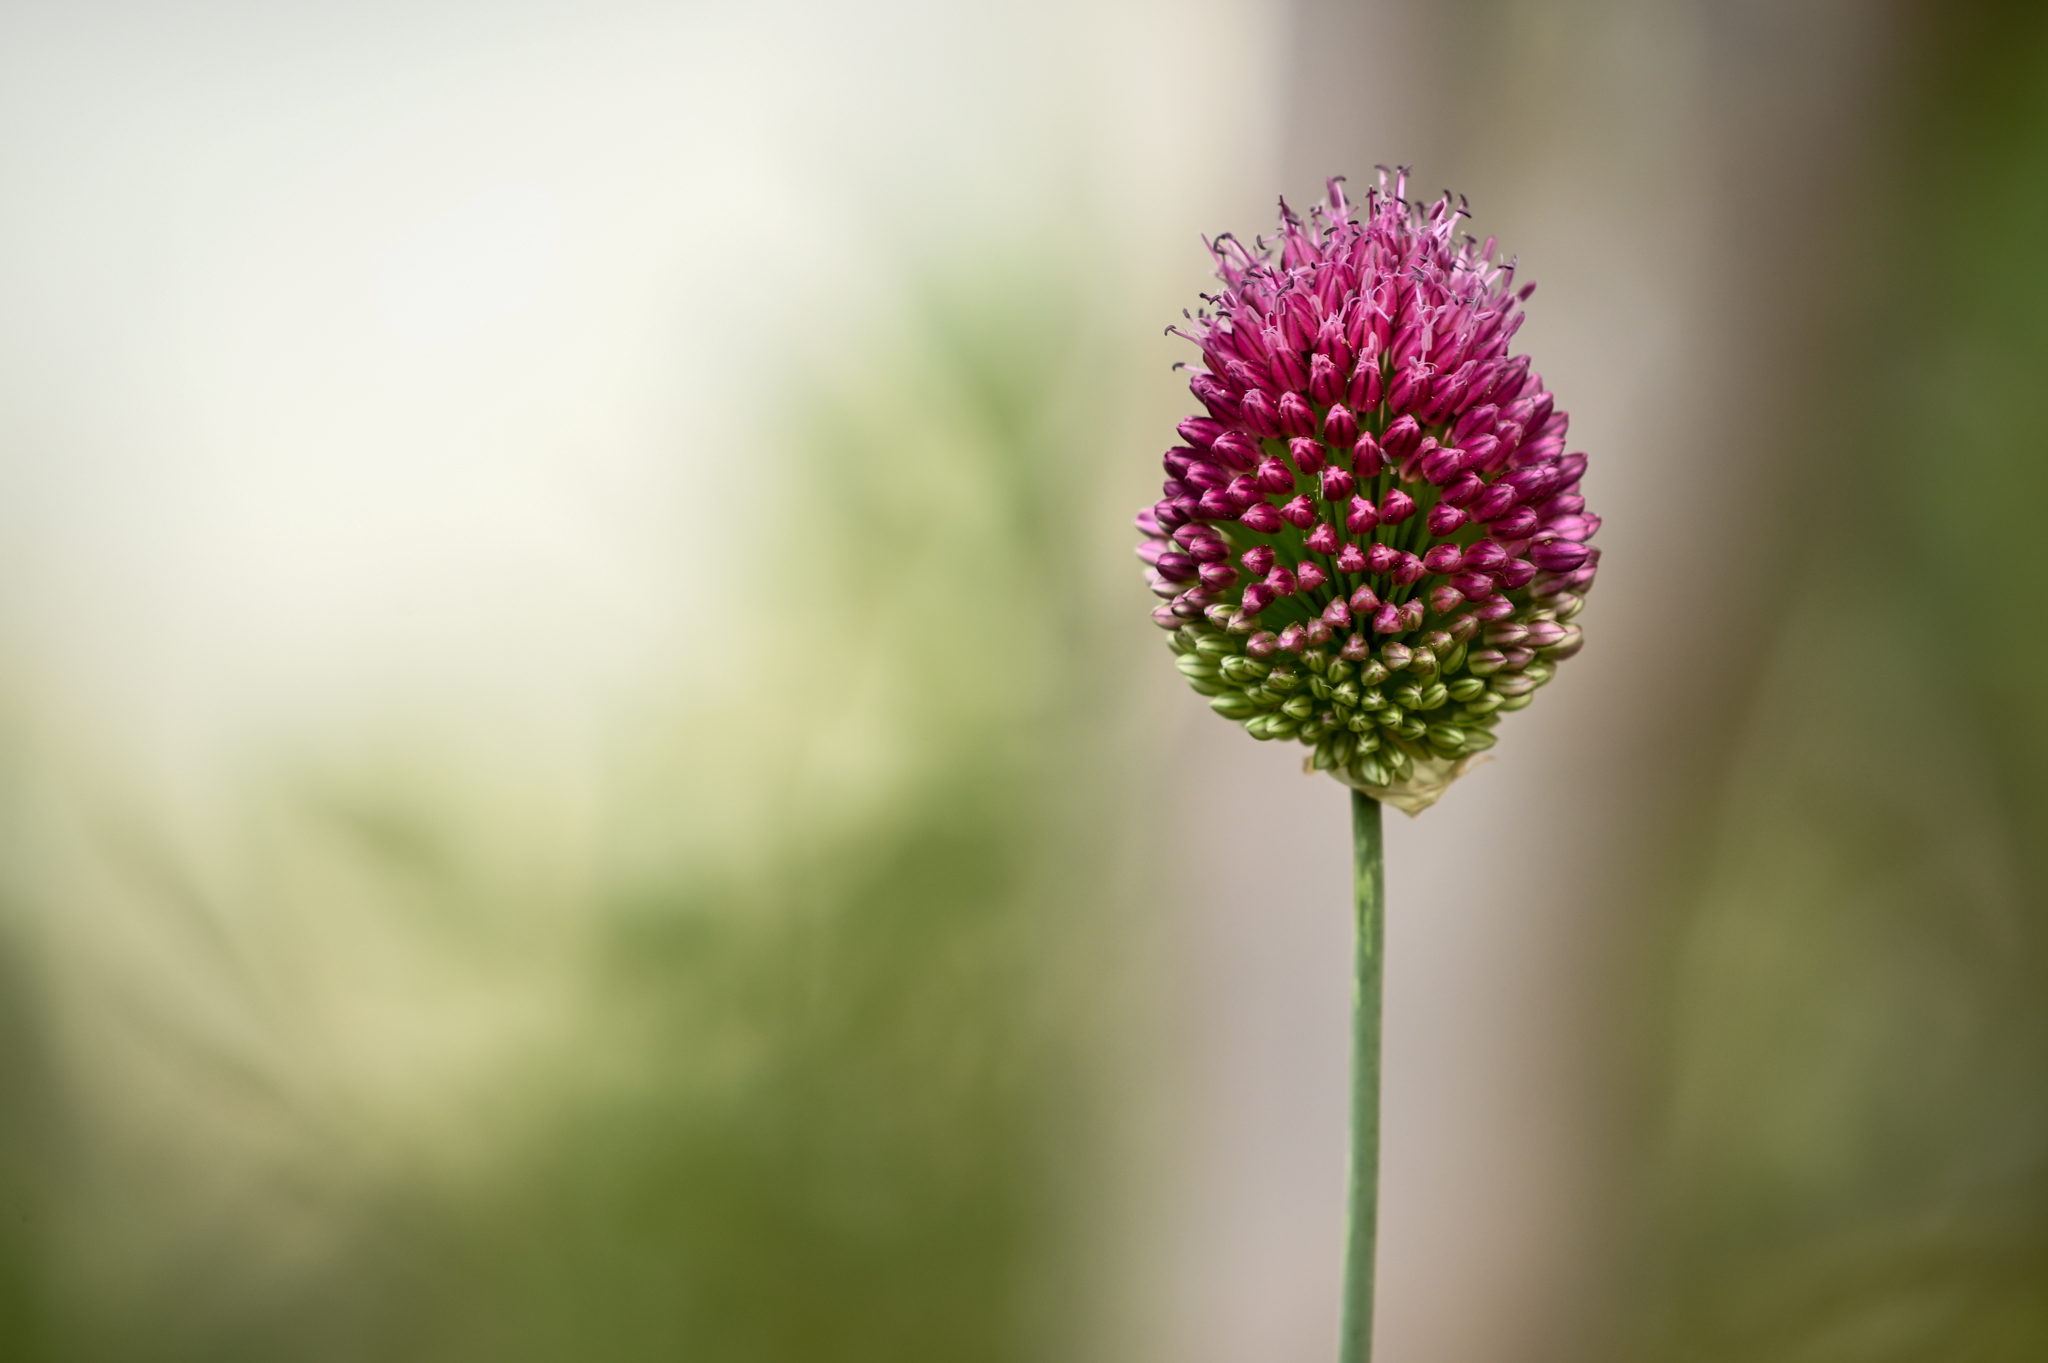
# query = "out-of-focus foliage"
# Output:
<box><xmin>0</xmin><ymin>258</ymin><xmax>1139</xmax><ymax>1363</ymax></box>
<box><xmin>1637</xmin><ymin>4</ymin><xmax>2048</xmax><ymax>1359</ymax></box>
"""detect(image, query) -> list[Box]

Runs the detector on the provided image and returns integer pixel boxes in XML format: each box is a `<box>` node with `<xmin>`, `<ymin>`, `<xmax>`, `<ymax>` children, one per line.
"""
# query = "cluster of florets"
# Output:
<box><xmin>1137</xmin><ymin>170</ymin><xmax>1599</xmax><ymax>811</ymax></box>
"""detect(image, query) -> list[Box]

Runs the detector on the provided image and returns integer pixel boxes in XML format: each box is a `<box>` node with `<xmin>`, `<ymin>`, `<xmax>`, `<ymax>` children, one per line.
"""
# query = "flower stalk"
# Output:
<box><xmin>1341</xmin><ymin>790</ymin><xmax>1385</xmax><ymax>1363</ymax></box>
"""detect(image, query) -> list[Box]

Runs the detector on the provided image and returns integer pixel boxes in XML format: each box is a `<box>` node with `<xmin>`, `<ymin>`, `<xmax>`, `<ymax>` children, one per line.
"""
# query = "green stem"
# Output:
<box><xmin>1339</xmin><ymin>790</ymin><xmax>1385</xmax><ymax>1363</ymax></box>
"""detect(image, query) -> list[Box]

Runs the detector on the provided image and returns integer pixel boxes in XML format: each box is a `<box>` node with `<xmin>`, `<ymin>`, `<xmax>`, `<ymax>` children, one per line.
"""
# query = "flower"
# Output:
<box><xmin>1138</xmin><ymin>170</ymin><xmax>1599</xmax><ymax>813</ymax></box>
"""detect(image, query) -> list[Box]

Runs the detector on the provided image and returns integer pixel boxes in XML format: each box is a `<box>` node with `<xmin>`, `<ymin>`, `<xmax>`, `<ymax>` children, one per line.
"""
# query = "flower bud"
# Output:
<box><xmin>1162</xmin><ymin>447</ymin><xmax>1197</xmax><ymax>479</ymax></box>
<box><xmin>1380</xmin><ymin>488</ymin><xmax>1417</xmax><ymax>523</ymax></box>
<box><xmin>1483</xmin><ymin>621</ymin><xmax>1529</xmax><ymax>648</ymax></box>
<box><xmin>1498</xmin><ymin>557</ymin><xmax>1537</xmax><ymax>588</ymax></box>
<box><xmin>1467</xmin><ymin>649</ymin><xmax>1507</xmax><ymax>675</ymax></box>
<box><xmin>1449</xmin><ymin>572</ymin><xmax>1495</xmax><ymax>599</ymax></box>
<box><xmin>1155</xmin><ymin>551</ymin><xmax>1198</xmax><ymax>582</ymax></box>
<box><xmin>1453</xmin><ymin>404</ymin><xmax>1498</xmax><ymax>443</ymax></box>
<box><xmin>1246</xmin><ymin>456</ymin><xmax>1287</xmax><ymax>493</ymax></box>
<box><xmin>1428</xmin><ymin>585</ymin><xmax>1465</xmax><ymax>614</ymax></box>
<box><xmin>1472</xmin><ymin>482</ymin><xmax>1519</xmax><ymax>521</ymax></box>
<box><xmin>1225</xmin><ymin>476</ymin><xmax>1260</xmax><ymax>511</ymax></box>
<box><xmin>1380</xmin><ymin>641</ymin><xmax>1412</xmax><ymax>670</ymax></box>
<box><xmin>1184</xmin><ymin>461</ymin><xmax>1231</xmax><ymax>492</ymax></box>
<box><xmin>1463</xmin><ymin>541</ymin><xmax>1507</xmax><ymax>572</ymax></box>
<box><xmin>1308</xmin><ymin>353</ymin><xmax>1343</xmax><ymax>405</ymax></box>
<box><xmin>1240</xmin><ymin>502</ymin><xmax>1282</xmax><ymax>533</ymax></box>
<box><xmin>1353</xmin><ymin>432</ymin><xmax>1386</xmax><ymax>477</ymax></box>
<box><xmin>1491</xmin><ymin>506</ymin><xmax>1540</xmax><ymax>539</ymax></box>
<box><xmin>1347</xmin><ymin>357</ymin><xmax>1383</xmax><ymax>411</ymax></box>
<box><xmin>1306</xmin><ymin>522</ymin><xmax>1340</xmax><ymax>555</ymax></box>
<box><xmin>1269</xmin><ymin>341</ymin><xmax>1309</xmax><ymax>393</ymax></box>
<box><xmin>1460</xmin><ymin>433</ymin><xmax>1500</xmax><ymax>469</ymax></box>
<box><xmin>1372</xmin><ymin>603</ymin><xmax>1402</xmax><ymax>634</ymax></box>
<box><xmin>1296</xmin><ymin>561</ymin><xmax>1329</xmax><ymax>593</ymax></box>
<box><xmin>1541</xmin><ymin>623</ymin><xmax>1585</xmax><ymax>659</ymax></box>
<box><xmin>1211</xmin><ymin>431</ymin><xmax>1260</xmax><ymax>471</ymax></box>
<box><xmin>1277</xmin><ymin>623</ymin><xmax>1307</xmax><ymax>653</ymax></box>
<box><xmin>1381</xmin><ymin>414</ymin><xmax>1423</xmax><ymax>461</ymax></box>
<box><xmin>1152</xmin><ymin>604</ymin><xmax>1181</xmax><ymax>630</ymax></box>
<box><xmin>1323</xmin><ymin>403</ymin><xmax>1359</xmax><ymax>449</ymax></box>
<box><xmin>1279</xmin><ymin>495</ymin><xmax>1318</xmax><ymax>529</ymax></box>
<box><xmin>1398</xmin><ymin>598</ymin><xmax>1426</xmax><ymax>631</ymax></box>
<box><xmin>1447</xmin><ymin>612</ymin><xmax>1480</xmax><ymax>643</ymax></box>
<box><xmin>1335</xmin><ymin>541</ymin><xmax>1368</xmax><ymax>573</ymax></box>
<box><xmin>1347</xmin><ymin>496</ymin><xmax>1380</xmax><ymax>533</ymax></box>
<box><xmin>1340</xmin><ymin>632</ymin><xmax>1373</xmax><ymax>661</ymax></box>
<box><xmin>1420</xmin><ymin>443</ymin><xmax>1464</xmax><ymax>485</ymax></box>
<box><xmin>1349</xmin><ymin>584</ymin><xmax>1381</xmax><ymax>615</ymax></box>
<box><xmin>1365</xmin><ymin>543</ymin><xmax>1398</xmax><ymax>574</ymax></box>
<box><xmin>1240</xmin><ymin>545</ymin><xmax>1276</xmax><ymax>576</ymax></box>
<box><xmin>1391</xmin><ymin>552</ymin><xmax>1425</xmax><ymax>586</ymax></box>
<box><xmin>1246</xmin><ymin>630</ymin><xmax>1279</xmax><ymax>658</ymax></box>
<box><xmin>1529</xmin><ymin>539</ymin><xmax>1591</xmax><ymax>572</ymax></box>
<box><xmin>1136</xmin><ymin>506</ymin><xmax>1166</xmax><ymax>536</ymax></box>
<box><xmin>1475</xmin><ymin>596</ymin><xmax>1516</xmax><ymax>622</ymax></box>
<box><xmin>1178</xmin><ymin>417</ymin><xmax>1223</xmax><ymax>448</ymax></box>
<box><xmin>1523</xmin><ymin>620</ymin><xmax>1566</xmax><ymax>649</ymax></box>
<box><xmin>1277</xmin><ymin>391</ymin><xmax>1317</xmax><ymax>438</ymax></box>
<box><xmin>1440</xmin><ymin>471</ymin><xmax>1484</xmax><ymax>508</ymax></box>
<box><xmin>1387</xmin><ymin>362</ymin><xmax>1429</xmax><ymax>414</ymax></box>
<box><xmin>1239</xmin><ymin>389</ymin><xmax>1282</xmax><ymax>438</ymax></box>
<box><xmin>1321</xmin><ymin>467</ymin><xmax>1356</xmax><ymax>501</ymax></box>
<box><xmin>1199</xmin><ymin>562</ymin><xmax>1239</xmax><ymax>590</ymax></box>
<box><xmin>1186</xmin><ymin>532</ymin><xmax>1227</xmax><ymax>561</ymax></box>
<box><xmin>1304</xmin><ymin>618</ymin><xmax>1334</xmax><ymax>647</ymax></box>
<box><xmin>1288</xmin><ymin>436</ymin><xmax>1327</xmax><ymax>475</ymax></box>
<box><xmin>1422</xmin><ymin>544</ymin><xmax>1464</xmax><ymax>574</ymax></box>
<box><xmin>1265</xmin><ymin>565</ymin><xmax>1298</xmax><ymax>597</ymax></box>
<box><xmin>1191</xmin><ymin>374</ymin><xmax>1243</xmax><ymax>423</ymax></box>
<box><xmin>1427</xmin><ymin>504</ymin><xmax>1469</xmax><ymax>537</ymax></box>
<box><xmin>1323</xmin><ymin>597</ymin><xmax>1352</xmax><ymax>628</ymax></box>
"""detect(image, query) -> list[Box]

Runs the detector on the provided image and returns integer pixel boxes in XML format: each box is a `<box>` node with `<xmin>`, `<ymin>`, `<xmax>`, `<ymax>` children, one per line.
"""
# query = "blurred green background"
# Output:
<box><xmin>1</xmin><ymin>1</ymin><xmax>2046</xmax><ymax>1360</ymax></box>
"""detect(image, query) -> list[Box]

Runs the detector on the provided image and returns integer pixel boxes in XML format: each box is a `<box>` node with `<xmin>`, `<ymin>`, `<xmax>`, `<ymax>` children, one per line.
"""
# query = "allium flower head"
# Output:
<box><xmin>1138</xmin><ymin>170</ymin><xmax>1599</xmax><ymax>813</ymax></box>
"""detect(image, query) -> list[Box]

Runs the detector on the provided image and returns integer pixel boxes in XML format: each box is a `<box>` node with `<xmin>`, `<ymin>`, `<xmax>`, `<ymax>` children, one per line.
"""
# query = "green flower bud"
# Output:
<box><xmin>1414</xmin><ymin>681</ymin><xmax>1449</xmax><ymax>711</ymax></box>
<box><xmin>1390</xmin><ymin>682</ymin><xmax>1423</xmax><ymax>709</ymax></box>
<box><xmin>1497</xmin><ymin>691</ymin><xmax>1534</xmax><ymax>712</ymax></box>
<box><xmin>1426</xmin><ymin>723</ymin><xmax>1467</xmax><ymax>755</ymax></box>
<box><xmin>1461</xmin><ymin>727</ymin><xmax>1497</xmax><ymax>751</ymax></box>
<box><xmin>1408</xmin><ymin>646</ymin><xmax>1438</xmax><ymax>676</ymax></box>
<box><xmin>1380</xmin><ymin>642</ymin><xmax>1412</xmax><ymax>671</ymax></box>
<box><xmin>1177</xmin><ymin>655</ymin><xmax>1221</xmax><ymax>680</ymax></box>
<box><xmin>1493</xmin><ymin>674</ymin><xmax>1537</xmax><ymax>698</ymax></box>
<box><xmin>1467</xmin><ymin>649</ymin><xmax>1507</xmax><ymax>676</ymax></box>
<box><xmin>1308</xmin><ymin>676</ymin><xmax>1332</xmax><ymax>701</ymax></box>
<box><xmin>1282</xmin><ymin>694</ymin><xmax>1316</xmax><ymax>721</ymax></box>
<box><xmin>1211</xmin><ymin>693</ymin><xmax>1258</xmax><ymax>719</ymax></box>
<box><xmin>1327</xmin><ymin>658</ymin><xmax>1356</xmax><ymax>684</ymax></box>
<box><xmin>1332</xmin><ymin>681</ymin><xmax>1361</xmax><ymax>710</ymax></box>
<box><xmin>1447</xmin><ymin>677</ymin><xmax>1488</xmax><ymax>703</ymax></box>
<box><xmin>1220</xmin><ymin>655</ymin><xmax>1265</xmax><ymax>684</ymax></box>
<box><xmin>1358</xmin><ymin>660</ymin><xmax>1390</xmax><ymax>686</ymax></box>
<box><xmin>1375</xmin><ymin>703</ymin><xmax>1406</xmax><ymax>728</ymax></box>
<box><xmin>1394</xmin><ymin>716</ymin><xmax>1429</xmax><ymax>741</ymax></box>
<box><xmin>1193</xmin><ymin>631</ymin><xmax>1235</xmax><ymax>658</ymax></box>
<box><xmin>1266</xmin><ymin>667</ymin><xmax>1302</xmax><ymax>694</ymax></box>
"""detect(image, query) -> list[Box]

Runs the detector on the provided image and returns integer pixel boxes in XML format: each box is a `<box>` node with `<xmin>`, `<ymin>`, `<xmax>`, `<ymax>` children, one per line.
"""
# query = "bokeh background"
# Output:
<box><xmin>0</xmin><ymin>0</ymin><xmax>2043</xmax><ymax>1359</ymax></box>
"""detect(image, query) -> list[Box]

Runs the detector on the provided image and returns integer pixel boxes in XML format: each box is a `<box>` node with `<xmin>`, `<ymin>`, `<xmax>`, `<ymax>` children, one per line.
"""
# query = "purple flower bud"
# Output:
<box><xmin>1162</xmin><ymin>447</ymin><xmax>1198</xmax><ymax>479</ymax></box>
<box><xmin>1530</xmin><ymin>539</ymin><xmax>1591</xmax><ymax>572</ymax></box>
<box><xmin>1472</xmin><ymin>482</ymin><xmax>1519</xmax><ymax>521</ymax></box>
<box><xmin>1275</xmin><ymin>622</ymin><xmax>1306</xmax><ymax>653</ymax></box>
<box><xmin>1190</xmin><ymin>374</ymin><xmax>1242</xmax><ymax>423</ymax></box>
<box><xmin>1557</xmin><ymin>452</ymin><xmax>1589</xmax><ymax>484</ymax></box>
<box><xmin>1372</xmin><ymin>603</ymin><xmax>1402</xmax><ymax>633</ymax></box>
<box><xmin>1279</xmin><ymin>495</ymin><xmax>1318</xmax><ymax>529</ymax></box>
<box><xmin>1255</xmin><ymin>457</ymin><xmax>1294</xmax><ymax>494</ymax></box>
<box><xmin>1381</xmin><ymin>415</ymin><xmax>1423</xmax><ymax>461</ymax></box>
<box><xmin>1211</xmin><ymin>431</ymin><xmax>1260</xmax><ymax>471</ymax></box>
<box><xmin>1161</xmin><ymin>498</ymin><xmax>1196</xmax><ymax>528</ymax></box>
<box><xmin>1340</xmin><ymin>632</ymin><xmax>1372</xmax><ymax>661</ymax></box>
<box><xmin>1321</xmin><ymin>467</ymin><xmax>1355</xmax><ymax>502</ymax></box>
<box><xmin>1308</xmin><ymin>353</ymin><xmax>1343</xmax><ymax>405</ymax></box>
<box><xmin>1422</xmin><ymin>544</ymin><xmax>1464</xmax><ymax>574</ymax></box>
<box><xmin>1151</xmin><ymin>604</ymin><xmax>1181</xmax><ymax>630</ymax></box>
<box><xmin>1241</xmin><ymin>545</ymin><xmax>1276</xmax><ymax>575</ymax></box>
<box><xmin>1239</xmin><ymin>389</ymin><xmax>1282</xmax><ymax>438</ymax></box>
<box><xmin>1240</xmin><ymin>583</ymin><xmax>1274</xmax><ymax>615</ymax></box>
<box><xmin>1288</xmin><ymin>437</ymin><xmax>1327</xmax><ymax>476</ymax></box>
<box><xmin>1247</xmin><ymin>630</ymin><xmax>1279</xmax><ymax>657</ymax></box>
<box><xmin>1461</xmin><ymin>433</ymin><xmax>1500</xmax><ymax>469</ymax></box>
<box><xmin>1365</xmin><ymin>543</ymin><xmax>1398</xmax><ymax>574</ymax></box>
<box><xmin>1484</xmin><ymin>622</ymin><xmax>1530</xmax><ymax>650</ymax></box>
<box><xmin>1387</xmin><ymin>363</ymin><xmax>1429</xmax><ymax>415</ymax></box>
<box><xmin>1440</xmin><ymin>471</ymin><xmax>1484</xmax><ymax>508</ymax></box>
<box><xmin>1475</xmin><ymin>596</ymin><xmax>1516</xmax><ymax>622</ymax></box>
<box><xmin>1348</xmin><ymin>583</ymin><xmax>1381</xmax><ymax>614</ymax></box>
<box><xmin>1398</xmin><ymin>598</ymin><xmax>1426</xmax><ymax>631</ymax></box>
<box><xmin>1449</xmin><ymin>572</ymin><xmax>1496</xmax><ymax>599</ymax></box>
<box><xmin>1391</xmin><ymin>552</ymin><xmax>1425</xmax><ymax>585</ymax></box>
<box><xmin>1322</xmin><ymin>403</ymin><xmax>1359</xmax><ymax>449</ymax></box>
<box><xmin>1265</xmin><ymin>565</ymin><xmax>1298</xmax><ymax>597</ymax></box>
<box><xmin>1225</xmin><ymin>475</ymin><xmax>1260</xmax><ymax>511</ymax></box>
<box><xmin>1197</xmin><ymin>489</ymin><xmax>1234</xmax><ymax>519</ymax></box>
<box><xmin>1492</xmin><ymin>506</ymin><xmax>1540</xmax><ymax>539</ymax></box>
<box><xmin>1353</xmin><ymin>432</ymin><xmax>1386</xmax><ymax>477</ymax></box>
<box><xmin>1427</xmin><ymin>504</ymin><xmax>1469</xmax><ymax>537</ymax></box>
<box><xmin>1173</xmin><ymin>588</ymin><xmax>1212</xmax><ymax>617</ymax></box>
<box><xmin>1240</xmin><ymin>502</ymin><xmax>1282</xmax><ymax>533</ymax></box>
<box><xmin>1268</xmin><ymin>341</ymin><xmax>1309</xmax><ymax>393</ymax></box>
<box><xmin>1277</xmin><ymin>390</ymin><xmax>1317</xmax><ymax>438</ymax></box>
<box><xmin>1419</xmin><ymin>444</ymin><xmax>1464</xmax><ymax>486</ymax></box>
<box><xmin>1346</xmin><ymin>497</ymin><xmax>1379</xmax><ymax>534</ymax></box>
<box><xmin>1178</xmin><ymin>417</ymin><xmax>1223</xmax><ymax>448</ymax></box>
<box><xmin>1185</xmin><ymin>531</ymin><xmax>1227</xmax><ymax>561</ymax></box>
<box><xmin>1381</xmin><ymin>641</ymin><xmax>1413</xmax><ymax>670</ymax></box>
<box><xmin>1463</xmin><ymin>540</ymin><xmax>1508</xmax><ymax>572</ymax></box>
<box><xmin>1500</xmin><ymin>646</ymin><xmax>1535</xmax><ymax>669</ymax></box>
<box><xmin>1453</xmin><ymin>404</ymin><xmax>1498</xmax><ymax>443</ymax></box>
<box><xmin>1306</xmin><ymin>522</ymin><xmax>1340</xmax><ymax>555</ymax></box>
<box><xmin>1323</xmin><ymin>597</ymin><xmax>1352</xmax><ymax>628</ymax></box>
<box><xmin>1137</xmin><ymin>506</ymin><xmax>1166</xmax><ymax>536</ymax></box>
<box><xmin>1428</xmin><ymin>585</ymin><xmax>1465</xmax><ymax>613</ymax></box>
<box><xmin>1147</xmin><ymin>572</ymin><xmax>1178</xmax><ymax>600</ymax></box>
<box><xmin>1523</xmin><ymin>620</ymin><xmax>1567</xmax><ymax>649</ymax></box>
<box><xmin>1184</xmin><ymin>460</ymin><xmax>1231</xmax><ymax>492</ymax></box>
<box><xmin>1488</xmin><ymin>421</ymin><xmax>1524</xmax><ymax>468</ymax></box>
<box><xmin>1335</xmin><ymin>540</ymin><xmax>1367</xmax><ymax>573</ymax></box>
<box><xmin>1199</xmin><ymin>562</ymin><xmax>1239</xmax><ymax>590</ymax></box>
<box><xmin>1380</xmin><ymin>488</ymin><xmax>1417</xmax><ymax>523</ymax></box>
<box><xmin>1498</xmin><ymin>557</ymin><xmax>1537</xmax><ymax>588</ymax></box>
<box><xmin>1544</xmin><ymin>624</ymin><xmax>1585</xmax><ymax>660</ymax></box>
<box><xmin>1137</xmin><ymin>538</ymin><xmax>1167</xmax><ymax>567</ymax></box>
<box><xmin>1296</xmin><ymin>561</ymin><xmax>1329</xmax><ymax>593</ymax></box>
<box><xmin>1155</xmin><ymin>551</ymin><xmax>1198</xmax><ymax>582</ymax></box>
<box><xmin>1304</xmin><ymin>618</ymin><xmax>1335</xmax><ymax>647</ymax></box>
<box><xmin>1347</xmin><ymin>358</ymin><xmax>1383</xmax><ymax>411</ymax></box>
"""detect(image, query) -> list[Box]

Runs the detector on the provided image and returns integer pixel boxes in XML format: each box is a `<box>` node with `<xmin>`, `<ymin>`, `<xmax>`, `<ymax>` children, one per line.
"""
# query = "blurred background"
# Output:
<box><xmin>0</xmin><ymin>0</ymin><xmax>2043</xmax><ymax>1359</ymax></box>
